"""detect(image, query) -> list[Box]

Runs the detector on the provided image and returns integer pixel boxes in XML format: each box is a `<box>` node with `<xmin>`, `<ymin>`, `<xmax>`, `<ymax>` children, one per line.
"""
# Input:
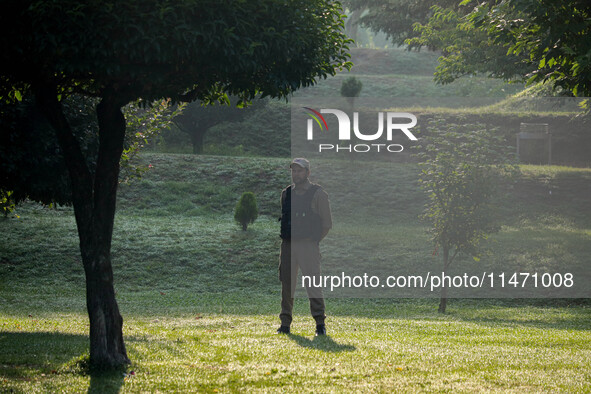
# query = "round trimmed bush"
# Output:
<box><xmin>234</xmin><ymin>192</ymin><xmax>258</xmax><ymax>231</ymax></box>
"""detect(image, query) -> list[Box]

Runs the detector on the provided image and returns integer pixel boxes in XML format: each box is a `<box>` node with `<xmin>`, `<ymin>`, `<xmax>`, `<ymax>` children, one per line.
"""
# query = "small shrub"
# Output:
<box><xmin>340</xmin><ymin>76</ymin><xmax>363</xmax><ymax>108</ymax></box>
<box><xmin>234</xmin><ymin>192</ymin><xmax>258</xmax><ymax>230</ymax></box>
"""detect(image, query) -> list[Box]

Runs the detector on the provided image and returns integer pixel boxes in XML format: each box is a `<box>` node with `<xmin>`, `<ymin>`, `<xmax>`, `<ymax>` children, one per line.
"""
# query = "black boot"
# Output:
<box><xmin>315</xmin><ymin>324</ymin><xmax>326</xmax><ymax>336</ymax></box>
<box><xmin>276</xmin><ymin>325</ymin><xmax>290</xmax><ymax>334</ymax></box>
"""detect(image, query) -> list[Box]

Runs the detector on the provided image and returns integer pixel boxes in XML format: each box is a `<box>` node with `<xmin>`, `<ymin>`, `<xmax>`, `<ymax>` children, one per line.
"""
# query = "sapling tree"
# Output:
<box><xmin>415</xmin><ymin>119</ymin><xmax>518</xmax><ymax>313</ymax></box>
<box><xmin>234</xmin><ymin>192</ymin><xmax>258</xmax><ymax>231</ymax></box>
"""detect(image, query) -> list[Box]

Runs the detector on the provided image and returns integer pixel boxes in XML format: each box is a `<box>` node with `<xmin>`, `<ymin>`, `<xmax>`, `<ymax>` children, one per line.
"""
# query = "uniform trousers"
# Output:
<box><xmin>279</xmin><ymin>239</ymin><xmax>326</xmax><ymax>326</ymax></box>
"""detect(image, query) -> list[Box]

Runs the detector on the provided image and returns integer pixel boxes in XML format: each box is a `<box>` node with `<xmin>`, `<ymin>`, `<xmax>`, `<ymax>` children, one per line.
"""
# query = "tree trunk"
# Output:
<box><xmin>189</xmin><ymin>129</ymin><xmax>205</xmax><ymax>155</ymax></box>
<box><xmin>438</xmin><ymin>245</ymin><xmax>449</xmax><ymax>313</ymax></box>
<box><xmin>85</xmin><ymin>97</ymin><xmax>130</xmax><ymax>367</ymax></box>
<box><xmin>174</xmin><ymin>119</ymin><xmax>208</xmax><ymax>154</ymax></box>
<box><xmin>35</xmin><ymin>85</ymin><xmax>130</xmax><ymax>368</ymax></box>
<box><xmin>190</xmin><ymin>129</ymin><xmax>205</xmax><ymax>154</ymax></box>
<box><xmin>84</xmin><ymin>250</ymin><xmax>129</xmax><ymax>368</ymax></box>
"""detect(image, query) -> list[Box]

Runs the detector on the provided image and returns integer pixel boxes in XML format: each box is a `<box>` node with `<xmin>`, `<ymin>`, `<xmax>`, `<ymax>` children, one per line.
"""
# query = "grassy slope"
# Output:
<box><xmin>294</xmin><ymin>47</ymin><xmax>525</xmax><ymax>99</ymax></box>
<box><xmin>1</xmin><ymin>154</ymin><xmax>590</xmax><ymax>392</ymax></box>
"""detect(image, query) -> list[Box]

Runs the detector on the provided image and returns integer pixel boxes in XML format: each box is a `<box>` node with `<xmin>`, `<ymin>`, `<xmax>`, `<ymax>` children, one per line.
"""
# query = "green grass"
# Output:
<box><xmin>1</xmin><ymin>154</ymin><xmax>590</xmax><ymax>392</ymax></box>
<box><xmin>1</xmin><ymin>300</ymin><xmax>590</xmax><ymax>392</ymax></box>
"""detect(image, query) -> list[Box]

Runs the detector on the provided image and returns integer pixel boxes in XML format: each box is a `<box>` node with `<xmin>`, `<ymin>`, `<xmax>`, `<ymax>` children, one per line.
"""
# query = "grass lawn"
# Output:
<box><xmin>1</xmin><ymin>154</ymin><xmax>590</xmax><ymax>392</ymax></box>
<box><xmin>1</xmin><ymin>298</ymin><xmax>590</xmax><ymax>393</ymax></box>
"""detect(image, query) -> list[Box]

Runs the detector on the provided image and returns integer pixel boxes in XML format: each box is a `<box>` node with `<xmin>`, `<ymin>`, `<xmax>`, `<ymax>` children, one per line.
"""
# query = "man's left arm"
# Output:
<box><xmin>316</xmin><ymin>189</ymin><xmax>332</xmax><ymax>241</ymax></box>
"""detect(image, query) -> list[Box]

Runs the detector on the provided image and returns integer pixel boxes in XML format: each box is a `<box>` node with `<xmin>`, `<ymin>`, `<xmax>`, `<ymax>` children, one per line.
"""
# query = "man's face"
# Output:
<box><xmin>291</xmin><ymin>165</ymin><xmax>308</xmax><ymax>185</ymax></box>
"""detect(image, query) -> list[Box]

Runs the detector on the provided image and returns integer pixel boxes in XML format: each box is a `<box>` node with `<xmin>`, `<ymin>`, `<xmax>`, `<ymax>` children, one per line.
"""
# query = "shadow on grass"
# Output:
<box><xmin>0</xmin><ymin>331</ymin><xmax>87</xmax><ymax>374</ymax></box>
<box><xmin>323</xmin><ymin>298</ymin><xmax>591</xmax><ymax>331</ymax></box>
<box><xmin>287</xmin><ymin>334</ymin><xmax>355</xmax><ymax>353</ymax></box>
<box><xmin>437</xmin><ymin>298</ymin><xmax>591</xmax><ymax>331</ymax></box>
<box><xmin>87</xmin><ymin>369</ymin><xmax>125</xmax><ymax>394</ymax></box>
<box><xmin>113</xmin><ymin>294</ymin><xmax>591</xmax><ymax>333</ymax></box>
<box><xmin>0</xmin><ymin>331</ymin><xmax>124</xmax><ymax>393</ymax></box>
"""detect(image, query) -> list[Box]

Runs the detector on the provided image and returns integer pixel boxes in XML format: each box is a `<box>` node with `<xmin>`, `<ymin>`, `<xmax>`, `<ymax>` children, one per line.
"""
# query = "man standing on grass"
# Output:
<box><xmin>278</xmin><ymin>158</ymin><xmax>332</xmax><ymax>336</ymax></box>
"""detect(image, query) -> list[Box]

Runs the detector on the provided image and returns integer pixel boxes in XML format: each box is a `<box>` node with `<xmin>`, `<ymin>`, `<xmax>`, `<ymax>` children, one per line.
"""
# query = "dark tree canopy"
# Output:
<box><xmin>0</xmin><ymin>98</ymin><xmax>80</xmax><ymax>206</ymax></box>
<box><xmin>0</xmin><ymin>0</ymin><xmax>351</xmax><ymax>104</ymax></box>
<box><xmin>0</xmin><ymin>0</ymin><xmax>351</xmax><ymax>368</ymax></box>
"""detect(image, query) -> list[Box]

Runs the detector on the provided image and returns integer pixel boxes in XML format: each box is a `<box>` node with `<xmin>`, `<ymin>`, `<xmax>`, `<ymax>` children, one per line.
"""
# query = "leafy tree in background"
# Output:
<box><xmin>234</xmin><ymin>192</ymin><xmax>258</xmax><ymax>231</ymax></box>
<box><xmin>405</xmin><ymin>4</ymin><xmax>533</xmax><ymax>85</ymax></box>
<box><xmin>344</xmin><ymin>0</ymin><xmax>532</xmax><ymax>83</ymax></box>
<box><xmin>415</xmin><ymin>120</ymin><xmax>518</xmax><ymax>313</ymax></box>
<box><xmin>0</xmin><ymin>0</ymin><xmax>351</xmax><ymax>368</ymax></box>
<box><xmin>471</xmin><ymin>0</ymin><xmax>591</xmax><ymax>97</ymax></box>
<box><xmin>344</xmin><ymin>7</ymin><xmax>365</xmax><ymax>46</ymax></box>
<box><xmin>173</xmin><ymin>97</ymin><xmax>267</xmax><ymax>154</ymax></box>
<box><xmin>408</xmin><ymin>0</ymin><xmax>589</xmax><ymax>96</ymax></box>
<box><xmin>343</xmin><ymin>0</ymin><xmax>458</xmax><ymax>45</ymax></box>
<box><xmin>346</xmin><ymin>0</ymin><xmax>591</xmax><ymax>98</ymax></box>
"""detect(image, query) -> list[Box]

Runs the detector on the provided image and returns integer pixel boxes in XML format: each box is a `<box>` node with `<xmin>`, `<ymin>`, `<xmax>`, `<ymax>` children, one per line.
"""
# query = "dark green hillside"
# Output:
<box><xmin>2</xmin><ymin>154</ymin><xmax>590</xmax><ymax>300</ymax></box>
<box><xmin>117</xmin><ymin>155</ymin><xmax>290</xmax><ymax>217</ymax></box>
<box><xmin>116</xmin><ymin>154</ymin><xmax>431</xmax><ymax>223</ymax></box>
<box><xmin>116</xmin><ymin>154</ymin><xmax>591</xmax><ymax>227</ymax></box>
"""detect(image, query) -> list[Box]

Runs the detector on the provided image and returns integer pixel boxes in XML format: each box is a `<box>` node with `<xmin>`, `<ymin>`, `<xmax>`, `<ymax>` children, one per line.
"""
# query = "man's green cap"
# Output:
<box><xmin>290</xmin><ymin>158</ymin><xmax>310</xmax><ymax>171</ymax></box>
